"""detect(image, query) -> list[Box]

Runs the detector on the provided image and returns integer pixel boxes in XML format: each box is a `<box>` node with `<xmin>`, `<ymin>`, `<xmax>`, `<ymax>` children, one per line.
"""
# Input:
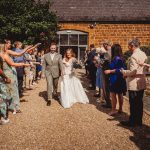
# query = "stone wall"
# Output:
<box><xmin>60</xmin><ymin>23</ymin><xmax>150</xmax><ymax>51</ymax></box>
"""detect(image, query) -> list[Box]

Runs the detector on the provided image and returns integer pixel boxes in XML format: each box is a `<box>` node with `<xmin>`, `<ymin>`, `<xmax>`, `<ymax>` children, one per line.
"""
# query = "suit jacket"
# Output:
<box><xmin>42</xmin><ymin>52</ymin><xmax>63</xmax><ymax>78</ymax></box>
<box><xmin>87</xmin><ymin>49</ymin><xmax>96</xmax><ymax>65</ymax></box>
<box><xmin>122</xmin><ymin>48</ymin><xmax>147</xmax><ymax>91</ymax></box>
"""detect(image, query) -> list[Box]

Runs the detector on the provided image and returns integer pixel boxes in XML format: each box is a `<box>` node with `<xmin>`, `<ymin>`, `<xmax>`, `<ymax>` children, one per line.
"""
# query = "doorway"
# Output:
<box><xmin>57</xmin><ymin>30</ymin><xmax>88</xmax><ymax>62</ymax></box>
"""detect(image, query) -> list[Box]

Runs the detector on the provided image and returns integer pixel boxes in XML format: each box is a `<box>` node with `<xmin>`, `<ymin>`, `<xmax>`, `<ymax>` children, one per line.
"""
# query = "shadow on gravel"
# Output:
<box><xmin>39</xmin><ymin>91</ymin><xmax>48</xmax><ymax>102</ymax></box>
<box><xmin>78</xmin><ymin>70</ymin><xmax>150</xmax><ymax>150</ymax></box>
<box><xmin>118</xmin><ymin>124</ymin><xmax>150</xmax><ymax>150</ymax></box>
<box><xmin>20</xmin><ymin>99</ymin><xmax>28</xmax><ymax>103</ymax></box>
<box><xmin>39</xmin><ymin>91</ymin><xmax>61</xmax><ymax>105</ymax></box>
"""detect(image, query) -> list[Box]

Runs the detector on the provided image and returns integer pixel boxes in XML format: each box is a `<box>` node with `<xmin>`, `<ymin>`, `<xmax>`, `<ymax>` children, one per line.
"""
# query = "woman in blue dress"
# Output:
<box><xmin>105</xmin><ymin>44</ymin><xmax>127</xmax><ymax>116</ymax></box>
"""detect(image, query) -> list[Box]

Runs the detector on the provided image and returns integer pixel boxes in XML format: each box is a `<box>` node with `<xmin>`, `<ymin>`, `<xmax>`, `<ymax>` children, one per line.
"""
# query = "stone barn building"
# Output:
<box><xmin>50</xmin><ymin>0</ymin><xmax>150</xmax><ymax>61</ymax></box>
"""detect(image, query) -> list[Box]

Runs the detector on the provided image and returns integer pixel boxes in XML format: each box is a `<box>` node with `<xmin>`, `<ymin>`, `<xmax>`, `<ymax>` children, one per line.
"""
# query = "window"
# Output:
<box><xmin>69</xmin><ymin>34</ymin><xmax>78</xmax><ymax>45</ymax></box>
<box><xmin>79</xmin><ymin>35</ymin><xmax>88</xmax><ymax>45</ymax></box>
<box><xmin>57</xmin><ymin>30</ymin><xmax>88</xmax><ymax>61</ymax></box>
<box><xmin>60</xmin><ymin>34</ymin><xmax>68</xmax><ymax>45</ymax></box>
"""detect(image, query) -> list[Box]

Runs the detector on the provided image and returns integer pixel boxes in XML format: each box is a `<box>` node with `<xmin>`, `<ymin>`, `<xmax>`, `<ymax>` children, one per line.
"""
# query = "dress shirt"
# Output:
<box><xmin>50</xmin><ymin>52</ymin><xmax>56</xmax><ymax>61</ymax></box>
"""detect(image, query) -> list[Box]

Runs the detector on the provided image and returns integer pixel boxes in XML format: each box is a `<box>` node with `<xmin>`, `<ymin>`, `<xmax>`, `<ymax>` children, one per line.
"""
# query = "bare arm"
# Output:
<box><xmin>104</xmin><ymin>69</ymin><xmax>116</xmax><ymax>74</ymax></box>
<box><xmin>3</xmin><ymin>53</ymin><xmax>30</xmax><ymax>67</ymax></box>
<box><xmin>32</xmin><ymin>62</ymin><xmax>40</xmax><ymax>65</ymax></box>
<box><xmin>26</xmin><ymin>43</ymin><xmax>41</xmax><ymax>53</ymax></box>
<box><xmin>6</xmin><ymin>43</ymin><xmax>41</xmax><ymax>57</ymax></box>
<box><xmin>6</xmin><ymin>46</ymin><xmax>32</xmax><ymax>57</ymax></box>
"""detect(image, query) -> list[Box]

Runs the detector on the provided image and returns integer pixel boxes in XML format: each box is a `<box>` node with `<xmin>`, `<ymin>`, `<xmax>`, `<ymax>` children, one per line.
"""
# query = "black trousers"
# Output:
<box><xmin>17</xmin><ymin>76</ymin><xmax>24</xmax><ymax>96</ymax></box>
<box><xmin>129</xmin><ymin>90</ymin><xmax>144</xmax><ymax>126</ymax></box>
<box><xmin>89</xmin><ymin>64</ymin><xmax>97</xmax><ymax>89</ymax></box>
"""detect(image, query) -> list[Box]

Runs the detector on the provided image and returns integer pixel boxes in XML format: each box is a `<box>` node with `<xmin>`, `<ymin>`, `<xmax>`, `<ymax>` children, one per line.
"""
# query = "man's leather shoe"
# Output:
<box><xmin>47</xmin><ymin>100</ymin><xmax>51</xmax><ymax>106</ymax></box>
<box><xmin>54</xmin><ymin>95</ymin><xmax>59</xmax><ymax>100</ymax></box>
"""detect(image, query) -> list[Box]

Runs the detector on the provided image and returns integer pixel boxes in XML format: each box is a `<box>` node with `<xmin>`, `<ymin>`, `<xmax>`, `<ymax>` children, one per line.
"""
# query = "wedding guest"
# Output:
<box><xmin>24</xmin><ymin>49</ymin><xmax>33</xmax><ymax>89</ymax></box>
<box><xmin>84</xmin><ymin>49</ymin><xmax>90</xmax><ymax>76</ymax></box>
<box><xmin>93</xmin><ymin>52</ymin><xmax>103</xmax><ymax>101</ymax></box>
<box><xmin>24</xmin><ymin>45</ymin><xmax>41</xmax><ymax>89</ymax></box>
<box><xmin>100</xmin><ymin>40</ymin><xmax>112</xmax><ymax>108</ymax></box>
<box><xmin>36</xmin><ymin>51</ymin><xmax>42</xmax><ymax>80</ymax></box>
<box><xmin>94</xmin><ymin>47</ymin><xmax>107</xmax><ymax>103</ymax></box>
<box><xmin>28</xmin><ymin>66</ymin><xmax>35</xmax><ymax>88</ymax></box>
<box><xmin>40</xmin><ymin>50</ymin><xmax>45</xmax><ymax>70</ymax></box>
<box><xmin>104</xmin><ymin>44</ymin><xmax>127</xmax><ymax>116</ymax></box>
<box><xmin>0</xmin><ymin>56</ymin><xmax>11</xmax><ymax>124</ymax></box>
<box><xmin>0</xmin><ymin>43</ymin><xmax>30</xmax><ymax>114</ymax></box>
<box><xmin>13</xmin><ymin>41</ymin><xmax>26</xmax><ymax>97</ymax></box>
<box><xmin>120</xmin><ymin>38</ymin><xmax>147</xmax><ymax>127</ymax></box>
<box><xmin>88</xmin><ymin>44</ymin><xmax>97</xmax><ymax>90</ymax></box>
<box><xmin>13</xmin><ymin>41</ymin><xmax>40</xmax><ymax>91</ymax></box>
<box><xmin>31</xmin><ymin>50</ymin><xmax>38</xmax><ymax>84</ymax></box>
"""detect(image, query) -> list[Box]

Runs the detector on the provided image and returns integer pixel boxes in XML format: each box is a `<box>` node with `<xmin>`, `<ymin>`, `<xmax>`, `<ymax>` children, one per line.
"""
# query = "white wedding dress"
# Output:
<box><xmin>60</xmin><ymin>58</ymin><xmax>89</xmax><ymax>108</ymax></box>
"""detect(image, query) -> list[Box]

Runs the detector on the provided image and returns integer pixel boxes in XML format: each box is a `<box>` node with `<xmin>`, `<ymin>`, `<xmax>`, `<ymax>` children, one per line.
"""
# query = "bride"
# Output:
<box><xmin>59</xmin><ymin>48</ymin><xmax>89</xmax><ymax>108</ymax></box>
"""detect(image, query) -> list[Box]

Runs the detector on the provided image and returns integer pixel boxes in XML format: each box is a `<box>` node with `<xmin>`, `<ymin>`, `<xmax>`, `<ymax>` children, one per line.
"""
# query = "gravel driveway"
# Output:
<box><xmin>0</xmin><ymin>69</ymin><xmax>150</xmax><ymax>150</ymax></box>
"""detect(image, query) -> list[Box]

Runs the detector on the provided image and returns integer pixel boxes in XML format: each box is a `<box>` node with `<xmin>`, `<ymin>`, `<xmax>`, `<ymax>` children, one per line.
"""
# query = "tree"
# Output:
<box><xmin>0</xmin><ymin>0</ymin><xmax>58</xmax><ymax>45</ymax></box>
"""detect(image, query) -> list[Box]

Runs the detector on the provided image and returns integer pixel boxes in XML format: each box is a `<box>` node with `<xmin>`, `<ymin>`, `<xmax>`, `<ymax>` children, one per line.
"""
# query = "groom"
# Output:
<box><xmin>42</xmin><ymin>43</ymin><xmax>63</xmax><ymax>106</ymax></box>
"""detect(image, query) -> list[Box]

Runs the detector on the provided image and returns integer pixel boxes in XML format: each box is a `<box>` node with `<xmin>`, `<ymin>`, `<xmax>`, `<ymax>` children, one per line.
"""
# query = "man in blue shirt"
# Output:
<box><xmin>13</xmin><ymin>41</ymin><xmax>25</xmax><ymax>97</ymax></box>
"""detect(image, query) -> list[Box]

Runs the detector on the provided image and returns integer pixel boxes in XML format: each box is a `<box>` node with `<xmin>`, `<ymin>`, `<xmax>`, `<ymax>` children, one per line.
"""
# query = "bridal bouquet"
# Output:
<box><xmin>72</xmin><ymin>59</ymin><xmax>81</xmax><ymax>69</ymax></box>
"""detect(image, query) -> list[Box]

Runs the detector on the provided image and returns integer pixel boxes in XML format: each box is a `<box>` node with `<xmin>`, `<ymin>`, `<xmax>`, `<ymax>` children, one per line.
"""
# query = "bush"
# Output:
<box><xmin>123</xmin><ymin>50</ymin><xmax>132</xmax><ymax>64</ymax></box>
<box><xmin>141</xmin><ymin>46</ymin><xmax>150</xmax><ymax>56</ymax></box>
<box><xmin>0</xmin><ymin>0</ymin><xmax>58</xmax><ymax>46</ymax></box>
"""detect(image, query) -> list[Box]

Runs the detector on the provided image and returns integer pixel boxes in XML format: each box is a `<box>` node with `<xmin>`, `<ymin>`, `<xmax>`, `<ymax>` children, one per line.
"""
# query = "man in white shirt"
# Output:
<box><xmin>50</xmin><ymin>52</ymin><xmax>56</xmax><ymax>60</ymax></box>
<box><xmin>42</xmin><ymin>43</ymin><xmax>63</xmax><ymax>106</ymax></box>
<box><xmin>121</xmin><ymin>38</ymin><xmax>147</xmax><ymax>127</ymax></box>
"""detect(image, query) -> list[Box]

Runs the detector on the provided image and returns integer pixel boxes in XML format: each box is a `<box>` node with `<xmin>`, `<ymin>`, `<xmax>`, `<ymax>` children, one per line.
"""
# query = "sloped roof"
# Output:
<box><xmin>50</xmin><ymin>0</ymin><xmax>150</xmax><ymax>22</ymax></box>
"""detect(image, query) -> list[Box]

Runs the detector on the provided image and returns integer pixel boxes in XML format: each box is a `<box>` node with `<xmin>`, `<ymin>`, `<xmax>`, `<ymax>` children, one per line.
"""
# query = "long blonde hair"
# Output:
<box><xmin>0</xmin><ymin>44</ymin><xmax>6</xmax><ymax>53</ymax></box>
<box><xmin>64</xmin><ymin>48</ymin><xmax>76</xmax><ymax>61</ymax></box>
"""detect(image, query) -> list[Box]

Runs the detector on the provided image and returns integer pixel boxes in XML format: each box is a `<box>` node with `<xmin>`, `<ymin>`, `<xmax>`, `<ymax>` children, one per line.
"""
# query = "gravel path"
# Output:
<box><xmin>0</xmin><ymin>70</ymin><xmax>150</xmax><ymax>150</ymax></box>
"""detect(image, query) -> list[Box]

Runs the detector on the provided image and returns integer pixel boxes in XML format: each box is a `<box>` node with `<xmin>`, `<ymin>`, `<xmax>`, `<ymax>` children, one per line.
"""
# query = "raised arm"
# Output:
<box><xmin>6</xmin><ymin>46</ymin><xmax>32</xmax><ymax>57</ymax></box>
<box><xmin>3</xmin><ymin>53</ymin><xmax>30</xmax><ymax>67</ymax></box>
<box><xmin>26</xmin><ymin>43</ymin><xmax>41</xmax><ymax>53</ymax></box>
<box><xmin>6</xmin><ymin>43</ymin><xmax>41</xmax><ymax>57</ymax></box>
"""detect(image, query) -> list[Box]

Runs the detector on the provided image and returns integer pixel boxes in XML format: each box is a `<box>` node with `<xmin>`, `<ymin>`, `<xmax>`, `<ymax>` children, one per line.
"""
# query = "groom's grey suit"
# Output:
<box><xmin>42</xmin><ymin>52</ymin><xmax>63</xmax><ymax>100</ymax></box>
